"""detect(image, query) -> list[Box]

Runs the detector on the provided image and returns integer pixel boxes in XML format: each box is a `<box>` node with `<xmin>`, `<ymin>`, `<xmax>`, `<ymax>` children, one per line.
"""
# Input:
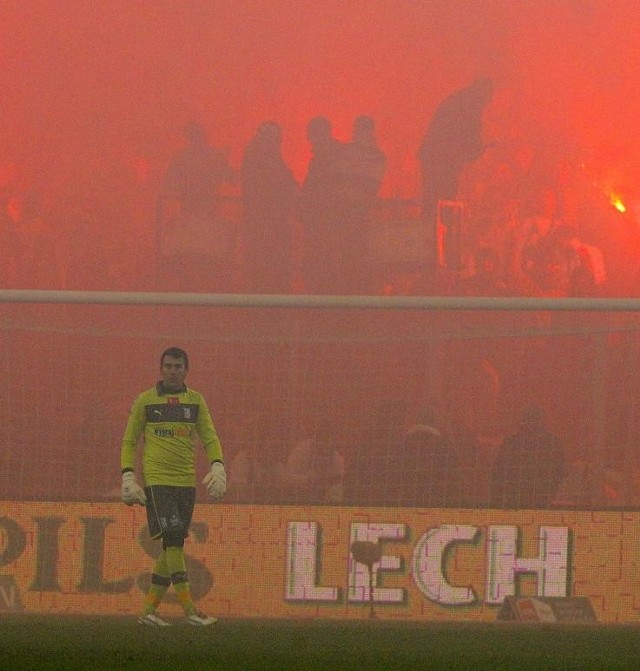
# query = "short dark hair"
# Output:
<box><xmin>160</xmin><ymin>347</ymin><xmax>189</xmax><ymax>369</ymax></box>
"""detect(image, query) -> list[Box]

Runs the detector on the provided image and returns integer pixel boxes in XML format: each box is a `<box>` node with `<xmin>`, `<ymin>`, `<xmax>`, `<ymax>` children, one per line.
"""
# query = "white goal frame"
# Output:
<box><xmin>1</xmin><ymin>289</ymin><xmax>640</xmax><ymax>312</ymax></box>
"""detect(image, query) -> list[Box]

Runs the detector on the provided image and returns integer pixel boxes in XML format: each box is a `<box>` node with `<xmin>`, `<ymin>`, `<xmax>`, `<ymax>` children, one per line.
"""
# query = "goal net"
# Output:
<box><xmin>1</xmin><ymin>290</ymin><xmax>640</xmax><ymax>511</ymax></box>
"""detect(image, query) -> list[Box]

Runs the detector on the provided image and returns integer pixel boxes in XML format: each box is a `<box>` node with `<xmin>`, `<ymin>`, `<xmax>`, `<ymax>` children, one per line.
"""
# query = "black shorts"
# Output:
<box><xmin>144</xmin><ymin>485</ymin><xmax>196</xmax><ymax>540</ymax></box>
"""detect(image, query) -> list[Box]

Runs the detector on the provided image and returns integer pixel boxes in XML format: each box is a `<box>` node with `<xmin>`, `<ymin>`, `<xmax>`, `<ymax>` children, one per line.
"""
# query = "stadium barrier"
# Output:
<box><xmin>0</xmin><ymin>501</ymin><xmax>637</xmax><ymax>623</ymax></box>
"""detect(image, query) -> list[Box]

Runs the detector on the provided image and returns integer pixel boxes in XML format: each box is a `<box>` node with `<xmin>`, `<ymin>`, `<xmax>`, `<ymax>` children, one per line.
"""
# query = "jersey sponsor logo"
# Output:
<box><xmin>168</xmin><ymin>397</ymin><xmax>179</xmax><ymax>405</ymax></box>
<box><xmin>153</xmin><ymin>426</ymin><xmax>190</xmax><ymax>438</ymax></box>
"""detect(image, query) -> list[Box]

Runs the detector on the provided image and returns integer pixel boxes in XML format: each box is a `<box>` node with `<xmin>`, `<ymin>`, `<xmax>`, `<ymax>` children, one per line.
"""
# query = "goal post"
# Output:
<box><xmin>1</xmin><ymin>289</ymin><xmax>639</xmax><ymax>510</ymax></box>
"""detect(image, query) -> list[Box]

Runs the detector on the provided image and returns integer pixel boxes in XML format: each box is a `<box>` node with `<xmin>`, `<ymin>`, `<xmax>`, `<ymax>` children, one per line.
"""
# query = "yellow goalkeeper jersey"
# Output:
<box><xmin>120</xmin><ymin>382</ymin><xmax>224</xmax><ymax>487</ymax></box>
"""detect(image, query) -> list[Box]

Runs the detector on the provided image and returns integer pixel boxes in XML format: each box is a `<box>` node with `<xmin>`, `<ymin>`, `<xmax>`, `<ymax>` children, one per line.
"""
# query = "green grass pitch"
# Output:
<box><xmin>1</xmin><ymin>615</ymin><xmax>639</xmax><ymax>670</ymax></box>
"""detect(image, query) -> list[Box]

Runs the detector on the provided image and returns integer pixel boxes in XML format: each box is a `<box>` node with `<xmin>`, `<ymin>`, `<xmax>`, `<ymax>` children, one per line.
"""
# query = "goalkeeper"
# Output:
<box><xmin>120</xmin><ymin>346</ymin><xmax>226</xmax><ymax>627</ymax></box>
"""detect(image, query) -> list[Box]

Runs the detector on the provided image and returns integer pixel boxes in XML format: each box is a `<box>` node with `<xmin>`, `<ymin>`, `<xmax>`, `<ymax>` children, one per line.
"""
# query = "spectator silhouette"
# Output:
<box><xmin>8</xmin><ymin>191</ymin><xmax>65</xmax><ymax>289</ymax></box>
<box><xmin>241</xmin><ymin>121</ymin><xmax>298</xmax><ymax>293</ymax></box>
<box><xmin>298</xmin><ymin>116</ymin><xmax>344</xmax><ymax>294</ymax></box>
<box><xmin>345</xmin><ymin>399</ymin><xmax>409</xmax><ymax>506</ymax></box>
<box><xmin>459</xmin><ymin>246</ymin><xmax>508</xmax><ymax>296</ymax></box>
<box><xmin>509</xmin><ymin>186</ymin><xmax>573</xmax><ymax>296</ymax></box>
<box><xmin>550</xmin><ymin>224</ymin><xmax>606</xmax><ymax>297</ymax></box>
<box><xmin>275</xmin><ymin>417</ymin><xmax>345</xmax><ymax>504</ymax></box>
<box><xmin>226</xmin><ymin>411</ymin><xmax>286</xmax><ymax>504</ymax></box>
<box><xmin>336</xmin><ymin>115</ymin><xmax>387</xmax><ymax>294</ymax></box>
<box><xmin>489</xmin><ymin>404</ymin><xmax>567</xmax><ymax>509</ymax></box>
<box><xmin>417</xmin><ymin>78</ymin><xmax>494</xmax><ymax>274</ymax></box>
<box><xmin>394</xmin><ymin>419</ymin><xmax>462</xmax><ymax>508</ymax></box>
<box><xmin>162</xmin><ymin>120</ymin><xmax>235</xmax><ymax>219</ymax></box>
<box><xmin>158</xmin><ymin>121</ymin><xmax>236</xmax><ymax>290</ymax></box>
<box><xmin>510</xmin><ymin>188</ymin><xmax>606</xmax><ymax>296</ymax></box>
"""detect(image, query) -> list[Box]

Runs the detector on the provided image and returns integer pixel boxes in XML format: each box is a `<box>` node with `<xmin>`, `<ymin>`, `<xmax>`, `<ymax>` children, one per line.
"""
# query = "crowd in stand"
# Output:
<box><xmin>3</xmin><ymin>79</ymin><xmax>636</xmax><ymax>511</ymax></box>
<box><xmin>224</xmin><ymin>397</ymin><xmax>598</xmax><ymax>510</ymax></box>
<box><xmin>0</xmin><ymin>77</ymin><xmax>626</xmax><ymax>298</ymax></box>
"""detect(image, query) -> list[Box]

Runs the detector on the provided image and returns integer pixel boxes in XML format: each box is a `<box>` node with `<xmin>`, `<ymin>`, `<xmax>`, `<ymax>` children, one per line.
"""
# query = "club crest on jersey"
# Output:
<box><xmin>183</xmin><ymin>407</ymin><xmax>192</xmax><ymax>419</ymax></box>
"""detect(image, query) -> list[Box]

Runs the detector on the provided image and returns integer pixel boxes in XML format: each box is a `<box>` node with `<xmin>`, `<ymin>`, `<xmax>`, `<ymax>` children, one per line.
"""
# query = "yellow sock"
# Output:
<box><xmin>142</xmin><ymin>550</ymin><xmax>171</xmax><ymax>615</ymax></box>
<box><xmin>143</xmin><ymin>583</ymin><xmax>169</xmax><ymax>615</ymax></box>
<box><xmin>165</xmin><ymin>546</ymin><xmax>195</xmax><ymax>614</ymax></box>
<box><xmin>174</xmin><ymin>581</ymin><xmax>195</xmax><ymax>613</ymax></box>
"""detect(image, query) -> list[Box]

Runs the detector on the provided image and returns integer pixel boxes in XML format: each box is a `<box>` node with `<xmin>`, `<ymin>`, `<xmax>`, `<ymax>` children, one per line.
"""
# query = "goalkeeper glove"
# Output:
<box><xmin>203</xmin><ymin>462</ymin><xmax>227</xmax><ymax>500</ymax></box>
<box><xmin>121</xmin><ymin>471</ymin><xmax>147</xmax><ymax>506</ymax></box>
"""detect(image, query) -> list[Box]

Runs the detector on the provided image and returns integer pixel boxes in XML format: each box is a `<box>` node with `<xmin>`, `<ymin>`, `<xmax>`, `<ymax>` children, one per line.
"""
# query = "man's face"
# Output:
<box><xmin>161</xmin><ymin>355</ymin><xmax>188</xmax><ymax>392</ymax></box>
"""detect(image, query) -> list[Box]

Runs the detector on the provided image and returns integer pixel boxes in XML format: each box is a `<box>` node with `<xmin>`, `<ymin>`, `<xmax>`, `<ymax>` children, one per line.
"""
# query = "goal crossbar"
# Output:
<box><xmin>1</xmin><ymin>289</ymin><xmax>640</xmax><ymax>312</ymax></box>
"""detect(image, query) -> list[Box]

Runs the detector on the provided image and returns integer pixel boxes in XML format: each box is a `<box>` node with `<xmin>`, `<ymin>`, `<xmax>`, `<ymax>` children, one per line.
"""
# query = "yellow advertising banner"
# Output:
<box><xmin>0</xmin><ymin>501</ymin><xmax>638</xmax><ymax>622</ymax></box>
